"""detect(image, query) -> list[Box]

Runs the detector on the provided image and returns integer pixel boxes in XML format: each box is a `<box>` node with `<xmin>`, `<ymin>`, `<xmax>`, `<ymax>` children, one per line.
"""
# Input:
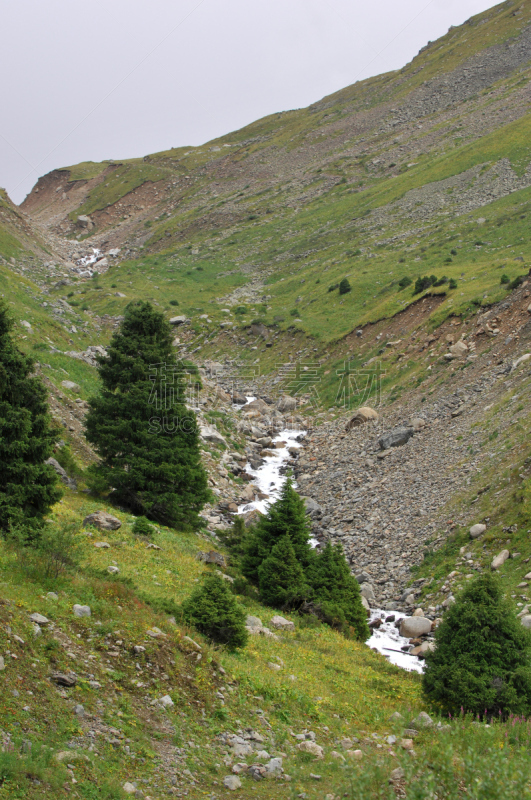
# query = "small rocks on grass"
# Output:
<box><xmin>223</xmin><ymin>775</ymin><xmax>242</xmax><ymax>790</ymax></box>
<box><xmin>51</xmin><ymin>672</ymin><xmax>77</xmax><ymax>688</ymax></box>
<box><xmin>46</xmin><ymin>592</ymin><xmax>58</xmax><ymax>601</ymax></box>
<box><xmin>310</xmin><ymin>773</ymin><xmax>322</xmax><ymax>780</ymax></box>
<box><xmin>411</xmin><ymin>711</ymin><xmax>434</xmax><ymax>730</ymax></box>
<box><xmin>83</xmin><ymin>511</ymin><xmax>122</xmax><ymax>530</ymax></box>
<box><xmin>390</xmin><ymin>767</ymin><xmax>405</xmax><ymax>784</ymax></box>
<box><xmin>73</xmin><ymin>604</ymin><xmax>91</xmax><ymax>617</ymax></box>
<box><xmin>491</xmin><ymin>550</ymin><xmax>510</xmax><ymax>570</ymax></box>
<box><xmin>297</xmin><ymin>741</ymin><xmax>324</xmax><ymax>758</ymax></box>
<box><xmin>389</xmin><ymin>711</ymin><xmax>404</xmax><ymax>722</ymax></box>
<box><xmin>270</xmin><ymin>615</ymin><xmax>295</xmax><ymax>631</ymax></box>
<box><xmin>29</xmin><ymin>613</ymin><xmax>49</xmax><ymax>626</ymax></box>
<box><xmin>347</xmin><ymin>750</ymin><xmax>363</xmax><ymax>760</ymax></box>
<box><xmin>123</xmin><ymin>782</ymin><xmax>137</xmax><ymax>795</ymax></box>
<box><xmin>74</xmin><ymin>704</ymin><xmax>85</xmax><ymax>716</ymax></box>
<box><xmin>264</xmin><ymin>757</ymin><xmax>283</xmax><ymax>777</ymax></box>
<box><xmin>107</xmin><ymin>565</ymin><xmax>119</xmax><ymax>574</ymax></box>
<box><xmin>400</xmin><ymin>738</ymin><xmax>415</xmax><ymax>751</ymax></box>
<box><xmin>470</xmin><ymin>523</ymin><xmax>486</xmax><ymax>539</ymax></box>
<box><xmin>159</xmin><ymin>695</ymin><xmax>174</xmax><ymax>708</ymax></box>
<box><xmin>94</xmin><ymin>542</ymin><xmax>110</xmax><ymax>549</ymax></box>
<box><xmin>330</xmin><ymin>750</ymin><xmax>346</xmax><ymax>762</ymax></box>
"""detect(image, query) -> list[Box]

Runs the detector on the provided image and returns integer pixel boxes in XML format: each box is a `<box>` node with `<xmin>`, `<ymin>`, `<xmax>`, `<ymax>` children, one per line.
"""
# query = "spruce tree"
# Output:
<box><xmin>0</xmin><ymin>301</ymin><xmax>62</xmax><ymax>539</ymax></box>
<box><xmin>242</xmin><ymin>478</ymin><xmax>313</xmax><ymax>582</ymax></box>
<box><xmin>85</xmin><ymin>301</ymin><xmax>209</xmax><ymax>529</ymax></box>
<box><xmin>258</xmin><ymin>536</ymin><xmax>309</xmax><ymax>608</ymax></box>
<box><xmin>422</xmin><ymin>573</ymin><xmax>531</xmax><ymax>718</ymax></box>
<box><xmin>307</xmin><ymin>542</ymin><xmax>369</xmax><ymax>641</ymax></box>
<box><xmin>182</xmin><ymin>573</ymin><xmax>248</xmax><ymax>649</ymax></box>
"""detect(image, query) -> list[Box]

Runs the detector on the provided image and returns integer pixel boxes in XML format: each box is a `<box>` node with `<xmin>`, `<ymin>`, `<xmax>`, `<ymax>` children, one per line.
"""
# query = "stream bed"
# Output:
<box><xmin>235</xmin><ymin>402</ymin><xmax>423</xmax><ymax>672</ymax></box>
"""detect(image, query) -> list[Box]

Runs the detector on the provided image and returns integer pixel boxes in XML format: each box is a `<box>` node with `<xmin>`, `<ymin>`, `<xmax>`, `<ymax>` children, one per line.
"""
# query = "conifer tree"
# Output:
<box><xmin>307</xmin><ymin>542</ymin><xmax>369</xmax><ymax>641</ymax></box>
<box><xmin>242</xmin><ymin>478</ymin><xmax>312</xmax><ymax>582</ymax></box>
<box><xmin>182</xmin><ymin>573</ymin><xmax>248</xmax><ymax>649</ymax></box>
<box><xmin>258</xmin><ymin>536</ymin><xmax>309</xmax><ymax>608</ymax></box>
<box><xmin>0</xmin><ymin>301</ymin><xmax>62</xmax><ymax>538</ymax></box>
<box><xmin>423</xmin><ymin>573</ymin><xmax>531</xmax><ymax>718</ymax></box>
<box><xmin>85</xmin><ymin>301</ymin><xmax>209</xmax><ymax>529</ymax></box>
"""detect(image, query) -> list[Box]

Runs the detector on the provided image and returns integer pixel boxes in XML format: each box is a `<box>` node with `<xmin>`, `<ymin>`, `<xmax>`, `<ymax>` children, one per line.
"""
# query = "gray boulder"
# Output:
<box><xmin>470</xmin><ymin>523</ymin><xmax>486</xmax><ymax>539</ymax></box>
<box><xmin>378</xmin><ymin>428</ymin><xmax>414</xmax><ymax>451</ymax></box>
<box><xmin>45</xmin><ymin>457</ymin><xmax>76</xmax><ymax>489</ymax></box>
<box><xmin>83</xmin><ymin>511</ymin><xmax>121</xmax><ymax>530</ymax></box>
<box><xmin>399</xmin><ymin>617</ymin><xmax>432</xmax><ymax>638</ymax></box>
<box><xmin>277</xmin><ymin>395</ymin><xmax>297</xmax><ymax>413</ymax></box>
<box><xmin>491</xmin><ymin>549</ymin><xmax>510</xmax><ymax>570</ymax></box>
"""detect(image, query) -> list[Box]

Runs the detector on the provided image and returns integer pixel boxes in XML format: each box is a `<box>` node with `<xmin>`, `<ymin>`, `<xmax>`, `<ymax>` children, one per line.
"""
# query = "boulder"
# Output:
<box><xmin>411</xmin><ymin>711</ymin><xmax>434</xmax><ymax>730</ymax></box>
<box><xmin>378</xmin><ymin>428</ymin><xmax>414</xmax><ymax>451</ymax></box>
<box><xmin>83</xmin><ymin>511</ymin><xmax>121</xmax><ymax>531</ymax></box>
<box><xmin>45</xmin><ymin>457</ymin><xmax>76</xmax><ymax>489</ymax></box>
<box><xmin>345</xmin><ymin>407</ymin><xmax>379</xmax><ymax>431</ymax></box>
<box><xmin>199</xmin><ymin>424</ymin><xmax>226</xmax><ymax>445</ymax></box>
<box><xmin>169</xmin><ymin>316</ymin><xmax>187</xmax><ymax>325</ymax></box>
<box><xmin>51</xmin><ymin>672</ymin><xmax>77</xmax><ymax>688</ymax></box>
<box><xmin>61</xmin><ymin>380</ymin><xmax>80</xmax><ymax>391</ymax></box>
<box><xmin>360</xmin><ymin>583</ymin><xmax>376</xmax><ymax>605</ymax></box>
<box><xmin>409</xmin><ymin>417</ymin><xmax>426</xmax><ymax>431</ymax></box>
<box><xmin>521</xmin><ymin>615</ymin><xmax>531</xmax><ymax>629</ymax></box>
<box><xmin>470</xmin><ymin>523</ymin><xmax>486</xmax><ymax>539</ymax></box>
<box><xmin>449</xmin><ymin>340</ymin><xmax>468</xmax><ymax>357</ymax></box>
<box><xmin>301</xmin><ymin>496</ymin><xmax>322</xmax><ymax>516</ymax></box>
<box><xmin>73</xmin><ymin>604</ymin><xmax>91</xmax><ymax>618</ymax></box>
<box><xmin>250</xmin><ymin>322</ymin><xmax>270</xmax><ymax>340</ymax></box>
<box><xmin>245</xmin><ymin>398</ymin><xmax>270</xmax><ymax>414</ymax></box>
<box><xmin>491</xmin><ymin>549</ymin><xmax>510</xmax><ymax>570</ymax></box>
<box><xmin>360</xmin><ymin>595</ymin><xmax>371</xmax><ymax>613</ymax></box>
<box><xmin>76</xmin><ymin>214</ymin><xmax>93</xmax><ymax>229</ymax></box>
<box><xmin>270</xmin><ymin>615</ymin><xmax>295</xmax><ymax>631</ymax></box>
<box><xmin>277</xmin><ymin>395</ymin><xmax>297</xmax><ymax>413</ymax></box>
<box><xmin>223</xmin><ymin>776</ymin><xmax>242</xmax><ymax>790</ymax></box>
<box><xmin>399</xmin><ymin>617</ymin><xmax>432</xmax><ymax>638</ymax></box>
<box><xmin>513</xmin><ymin>353</ymin><xmax>531</xmax><ymax>370</ymax></box>
<box><xmin>298</xmin><ymin>741</ymin><xmax>324</xmax><ymax>758</ymax></box>
<box><xmin>197</xmin><ymin>550</ymin><xmax>226</xmax><ymax>567</ymax></box>
<box><xmin>246</xmin><ymin>615</ymin><xmax>263</xmax><ymax>633</ymax></box>
<box><xmin>29</xmin><ymin>613</ymin><xmax>50</xmax><ymax>626</ymax></box>
<box><xmin>107</xmin><ymin>566</ymin><xmax>119</xmax><ymax>574</ymax></box>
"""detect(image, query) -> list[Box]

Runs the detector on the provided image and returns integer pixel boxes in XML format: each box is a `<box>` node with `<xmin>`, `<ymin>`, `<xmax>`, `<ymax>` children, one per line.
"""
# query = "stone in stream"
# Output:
<box><xmin>399</xmin><ymin>617</ymin><xmax>432</xmax><ymax>638</ymax></box>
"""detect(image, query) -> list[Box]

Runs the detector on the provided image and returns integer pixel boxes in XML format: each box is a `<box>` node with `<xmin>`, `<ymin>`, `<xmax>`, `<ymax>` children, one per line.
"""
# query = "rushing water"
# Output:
<box><xmin>234</xmin><ymin>399</ymin><xmax>423</xmax><ymax>672</ymax></box>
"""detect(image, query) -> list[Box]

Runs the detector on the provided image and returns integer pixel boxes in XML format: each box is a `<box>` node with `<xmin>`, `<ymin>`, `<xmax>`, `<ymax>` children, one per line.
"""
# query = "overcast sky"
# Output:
<box><xmin>1</xmin><ymin>0</ymin><xmax>497</xmax><ymax>204</ymax></box>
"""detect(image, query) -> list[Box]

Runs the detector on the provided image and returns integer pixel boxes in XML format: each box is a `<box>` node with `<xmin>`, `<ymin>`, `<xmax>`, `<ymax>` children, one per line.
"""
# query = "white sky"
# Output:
<box><xmin>0</xmin><ymin>0</ymin><xmax>497</xmax><ymax>204</ymax></box>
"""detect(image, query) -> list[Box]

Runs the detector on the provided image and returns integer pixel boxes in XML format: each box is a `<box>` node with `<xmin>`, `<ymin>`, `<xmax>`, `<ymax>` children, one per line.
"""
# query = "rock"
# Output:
<box><xmin>159</xmin><ymin>695</ymin><xmax>174</xmax><ymax>708</ymax></box>
<box><xmin>399</xmin><ymin>617</ymin><xmax>432</xmax><ymax>638</ymax></box>
<box><xmin>114</xmin><ymin>292</ymin><xmax>127</xmax><ymax>298</ymax></box>
<box><xmin>470</xmin><ymin>523</ymin><xmax>487</xmax><ymax>539</ymax></box>
<box><xmin>197</xmin><ymin>550</ymin><xmax>225</xmax><ymax>567</ymax></box>
<box><xmin>88</xmin><ymin>680</ymin><xmax>102</xmax><ymax>689</ymax></box>
<box><xmin>246</xmin><ymin>615</ymin><xmax>263</xmax><ymax>632</ymax></box>
<box><xmin>29</xmin><ymin>613</ymin><xmax>49</xmax><ymax>626</ymax></box>
<box><xmin>83</xmin><ymin>511</ymin><xmax>121</xmax><ymax>530</ymax></box>
<box><xmin>513</xmin><ymin>353</ymin><xmax>531</xmax><ymax>370</ymax></box>
<box><xmin>360</xmin><ymin>595</ymin><xmax>371</xmax><ymax>613</ymax></box>
<box><xmin>528</xmin><ymin>304</ymin><xmax>531</xmax><ymax>314</ymax></box>
<box><xmin>264</xmin><ymin>757</ymin><xmax>283</xmax><ymax>777</ymax></box>
<box><xmin>270</xmin><ymin>615</ymin><xmax>295</xmax><ymax>631</ymax></box>
<box><xmin>277</xmin><ymin>395</ymin><xmax>297</xmax><ymax>413</ymax></box>
<box><xmin>94</xmin><ymin>542</ymin><xmax>110</xmax><ymax>549</ymax></box>
<box><xmin>346</xmin><ymin>407</ymin><xmax>379</xmax><ymax>431</ymax></box>
<box><xmin>123</xmin><ymin>783</ymin><xmax>137</xmax><ymax>795</ymax></box>
<box><xmin>45</xmin><ymin>457</ymin><xmax>76</xmax><ymax>489</ymax></box>
<box><xmin>0</xmin><ymin>656</ymin><xmax>4</xmax><ymax>671</ymax></box>
<box><xmin>360</xmin><ymin>583</ymin><xmax>376</xmax><ymax>605</ymax></box>
<box><xmin>76</xmin><ymin>215</ymin><xmax>93</xmax><ymax>229</ymax></box>
<box><xmin>199</xmin><ymin>424</ymin><xmax>226</xmax><ymax>445</ymax></box>
<box><xmin>400</xmin><ymin>738</ymin><xmax>415</xmax><ymax>751</ymax></box>
<box><xmin>411</xmin><ymin>641</ymin><xmax>436</xmax><ymax>657</ymax></box>
<box><xmin>390</xmin><ymin>767</ymin><xmax>405</xmax><ymax>783</ymax></box>
<box><xmin>169</xmin><ymin>316</ymin><xmax>187</xmax><ymax>325</ymax></box>
<box><xmin>107</xmin><ymin>566</ymin><xmax>119</xmax><ymax>574</ymax></box>
<box><xmin>301</xmin><ymin>496</ymin><xmax>322</xmax><ymax>516</ymax></box>
<box><xmin>378</xmin><ymin>428</ymin><xmax>414</xmax><ymax>450</ymax></box>
<box><xmin>521</xmin><ymin>615</ymin><xmax>531</xmax><ymax>629</ymax></box>
<box><xmin>410</xmin><ymin>417</ymin><xmax>426</xmax><ymax>431</ymax></box>
<box><xmin>73</xmin><ymin>604</ymin><xmax>91</xmax><ymax>618</ymax></box>
<box><xmin>267</xmin><ymin>662</ymin><xmax>281</xmax><ymax>671</ymax></box>
<box><xmin>297</xmin><ymin>741</ymin><xmax>324</xmax><ymax>758</ymax></box>
<box><xmin>411</xmin><ymin>711</ymin><xmax>434</xmax><ymax>730</ymax></box>
<box><xmin>223</xmin><ymin>776</ymin><xmax>242</xmax><ymax>790</ymax></box>
<box><xmin>47</xmin><ymin>592</ymin><xmax>58</xmax><ymax>600</ymax></box>
<box><xmin>348</xmin><ymin>750</ymin><xmax>363</xmax><ymax>760</ymax></box>
<box><xmin>61</xmin><ymin>380</ymin><xmax>80</xmax><ymax>391</ymax></box>
<box><xmin>74</xmin><ymin>704</ymin><xmax>85</xmax><ymax>716</ymax></box>
<box><xmin>389</xmin><ymin>711</ymin><xmax>404</xmax><ymax>722</ymax></box>
<box><xmin>491</xmin><ymin>550</ymin><xmax>510</xmax><ymax>570</ymax></box>
<box><xmin>449</xmin><ymin>340</ymin><xmax>468</xmax><ymax>357</ymax></box>
<box><xmin>233</xmin><ymin>742</ymin><xmax>253</xmax><ymax>757</ymax></box>
<box><xmin>251</xmin><ymin>322</ymin><xmax>270</xmax><ymax>340</ymax></box>
<box><xmin>51</xmin><ymin>672</ymin><xmax>77</xmax><ymax>688</ymax></box>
